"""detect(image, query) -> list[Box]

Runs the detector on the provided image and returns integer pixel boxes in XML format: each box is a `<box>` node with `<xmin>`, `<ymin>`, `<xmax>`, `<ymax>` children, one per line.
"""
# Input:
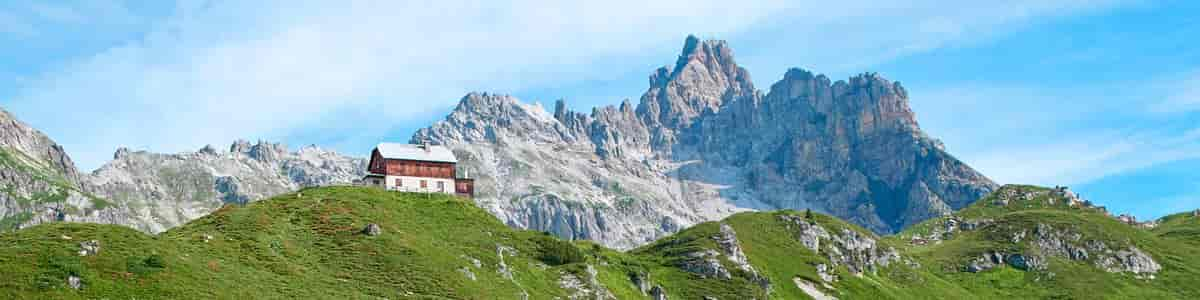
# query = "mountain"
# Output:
<box><xmin>0</xmin><ymin>107</ymin><xmax>365</xmax><ymax>232</ymax></box>
<box><xmin>3</xmin><ymin>36</ymin><xmax>993</xmax><ymax>250</ymax></box>
<box><xmin>413</xmin><ymin>36</ymin><xmax>996</xmax><ymax>249</ymax></box>
<box><xmin>1</xmin><ymin>185</ymin><xmax>1196</xmax><ymax>299</ymax></box>
<box><xmin>0</xmin><ymin>108</ymin><xmax>123</xmax><ymax>229</ymax></box>
<box><xmin>82</xmin><ymin>140</ymin><xmax>365</xmax><ymax>233</ymax></box>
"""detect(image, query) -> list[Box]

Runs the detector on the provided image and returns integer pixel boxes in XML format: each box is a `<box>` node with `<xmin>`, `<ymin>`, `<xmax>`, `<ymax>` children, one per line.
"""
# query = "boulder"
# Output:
<box><xmin>1006</xmin><ymin>254</ymin><xmax>1046</xmax><ymax>271</ymax></box>
<box><xmin>630</xmin><ymin>272</ymin><xmax>651</xmax><ymax>295</ymax></box>
<box><xmin>458</xmin><ymin>267</ymin><xmax>476</xmax><ymax>281</ymax></box>
<box><xmin>78</xmin><ymin>240</ymin><xmax>100</xmax><ymax>257</ymax></box>
<box><xmin>362</xmin><ymin>223</ymin><xmax>382</xmax><ymax>236</ymax></box>
<box><xmin>650</xmin><ymin>286</ymin><xmax>668</xmax><ymax>300</ymax></box>
<box><xmin>67</xmin><ymin>275</ymin><xmax>82</xmax><ymax>290</ymax></box>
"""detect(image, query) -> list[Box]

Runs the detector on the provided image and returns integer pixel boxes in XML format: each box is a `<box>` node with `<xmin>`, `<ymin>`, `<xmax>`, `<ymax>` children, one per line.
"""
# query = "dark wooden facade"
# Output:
<box><xmin>368</xmin><ymin>149</ymin><xmax>456</xmax><ymax>179</ymax></box>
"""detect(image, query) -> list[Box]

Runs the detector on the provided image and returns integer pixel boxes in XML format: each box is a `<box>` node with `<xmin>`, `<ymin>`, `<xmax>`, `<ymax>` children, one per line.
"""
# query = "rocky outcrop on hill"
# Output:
<box><xmin>1028</xmin><ymin>223</ymin><xmax>1161</xmax><ymax>278</ymax></box>
<box><xmin>779</xmin><ymin>215</ymin><xmax>905</xmax><ymax>282</ymax></box>
<box><xmin>946</xmin><ymin>186</ymin><xmax>1164</xmax><ymax>279</ymax></box>
<box><xmin>559</xmin><ymin>264</ymin><xmax>616</xmax><ymax>300</ymax></box>
<box><xmin>678</xmin><ymin>249</ymin><xmax>732</xmax><ymax>280</ymax></box>
<box><xmin>414</xmin><ymin>35</ymin><xmax>995</xmax><ymax>248</ymax></box>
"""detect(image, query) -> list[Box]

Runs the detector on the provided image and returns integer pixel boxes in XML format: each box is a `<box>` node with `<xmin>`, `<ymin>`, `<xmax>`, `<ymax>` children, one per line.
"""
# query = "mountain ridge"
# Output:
<box><xmin>413</xmin><ymin>35</ymin><xmax>995</xmax><ymax>248</ymax></box>
<box><xmin>7</xmin><ymin>35</ymin><xmax>992</xmax><ymax>249</ymax></box>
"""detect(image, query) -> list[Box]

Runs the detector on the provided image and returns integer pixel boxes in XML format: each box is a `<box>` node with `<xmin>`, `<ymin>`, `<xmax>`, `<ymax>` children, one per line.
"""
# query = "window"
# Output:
<box><xmin>438</xmin><ymin>181</ymin><xmax>445</xmax><ymax>192</ymax></box>
<box><xmin>420</xmin><ymin>180</ymin><xmax>427</xmax><ymax>188</ymax></box>
<box><xmin>395</xmin><ymin>178</ymin><xmax>402</xmax><ymax>187</ymax></box>
<box><xmin>372</xmin><ymin>179</ymin><xmax>380</xmax><ymax>185</ymax></box>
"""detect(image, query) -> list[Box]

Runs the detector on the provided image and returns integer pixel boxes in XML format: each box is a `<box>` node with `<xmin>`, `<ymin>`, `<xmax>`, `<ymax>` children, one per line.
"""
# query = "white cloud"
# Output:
<box><xmin>736</xmin><ymin>0</ymin><xmax>1132</xmax><ymax>78</ymax></box>
<box><xmin>1148</xmin><ymin>73</ymin><xmax>1200</xmax><ymax>114</ymax></box>
<box><xmin>913</xmin><ymin>79</ymin><xmax>1200</xmax><ymax>187</ymax></box>
<box><xmin>964</xmin><ymin>130</ymin><xmax>1200</xmax><ymax>186</ymax></box>
<box><xmin>2</xmin><ymin>0</ymin><xmax>1134</xmax><ymax>171</ymax></box>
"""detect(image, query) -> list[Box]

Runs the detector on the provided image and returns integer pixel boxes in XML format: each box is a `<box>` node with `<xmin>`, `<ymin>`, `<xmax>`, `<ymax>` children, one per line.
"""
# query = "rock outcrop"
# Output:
<box><xmin>1</xmin><ymin>108</ymin><xmax>127</xmax><ymax>230</ymax></box>
<box><xmin>947</xmin><ymin>186</ymin><xmax>1164</xmax><ymax>279</ymax></box>
<box><xmin>779</xmin><ymin>215</ymin><xmax>905</xmax><ymax>281</ymax></box>
<box><xmin>2</xmin><ymin>106</ymin><xmax>365</xmax><ymax>233</ymax></box>
<box><xmin>79</xmin><ymin>141</ymin><xmax>364</xmax><ymax>233</ymax></box>
<box><xmin>414</xmin><ymin>35</ymin><xmax>995</xmax><ymax>248</ymax></box>
<box><xmin>678</xmin><ymin>249</ymin><xmax>732</xmax><ymax>280</ymax></box>
<box><xmin>559</xmin><ymin>264</ymin><xmax>616</xmax><ymax>300</ymax></box>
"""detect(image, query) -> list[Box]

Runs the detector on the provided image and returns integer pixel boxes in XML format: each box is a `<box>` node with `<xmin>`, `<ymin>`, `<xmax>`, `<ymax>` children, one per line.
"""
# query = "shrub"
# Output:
<box><xmin>37</xmin><ymin>253</ymin><xmax>83</xmax><ymax>290</ymax></box>
<box><xmin>535</xmin><ymin>237</ymin><xmax>586</xmax><ymax>266</ymax></box>
<box><xmin>127</xmin><ymin>254</ymin><xmax>166</xmax><ymax>276</ymax></box>
<box><xmin>144</xmin><ymin>254</ymin><xmax>166</xmax><ymax>269</ymax></box>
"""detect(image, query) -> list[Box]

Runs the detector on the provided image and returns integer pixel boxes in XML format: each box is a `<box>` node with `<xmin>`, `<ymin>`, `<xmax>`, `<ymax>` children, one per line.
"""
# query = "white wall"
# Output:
<box><xmin>364</xmin><ymin>176</ymin><xmax>385</xmax><ymax>188</ymax></box>
<box><xmin>384</xmin><ymin>175</ymin><xmax>455</xmax><ymax>195</ymax></box>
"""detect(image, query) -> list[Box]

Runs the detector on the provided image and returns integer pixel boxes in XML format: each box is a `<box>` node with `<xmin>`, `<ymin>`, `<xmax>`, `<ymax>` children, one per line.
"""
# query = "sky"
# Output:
<box><xmin>1</xmin><ymin>0</ymin><xmax>1197</xmax><ymax>220</ymax></box>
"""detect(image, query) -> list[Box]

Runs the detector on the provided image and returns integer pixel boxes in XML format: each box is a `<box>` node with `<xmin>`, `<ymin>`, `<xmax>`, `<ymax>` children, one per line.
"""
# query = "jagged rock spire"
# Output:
<box><xmin>635</xmin><ymin>35</ymin><xmax>755</xmax><ymax>153</ymax></box>
<box><xmin>410</xmin><ymin>35</ymin><xmax>996</xmax><ymax>246</ymax></box>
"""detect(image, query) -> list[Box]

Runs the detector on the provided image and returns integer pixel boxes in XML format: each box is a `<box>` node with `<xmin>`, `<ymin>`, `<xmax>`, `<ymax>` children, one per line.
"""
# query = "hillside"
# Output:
<box><xmin>1</xmin><ymin>185</ymin><xmax>1196</xmax><ymax>299</ymax></box>
<box><xmin>0</xmin><ymin>187</ymin><xmax>648</xmax><ymax>299</ymax></box>
<box><xmin>889</xmin><ymin>185</ymin><xmax>1200</xmax><ymax>298</ymax></box>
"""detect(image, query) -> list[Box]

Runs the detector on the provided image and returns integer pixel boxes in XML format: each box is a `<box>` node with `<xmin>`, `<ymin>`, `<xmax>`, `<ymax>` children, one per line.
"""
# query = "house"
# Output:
<box><xmin>362</xmin><ymin>142</ymin><xmax>474</xmax><ymax>198</ymax></box>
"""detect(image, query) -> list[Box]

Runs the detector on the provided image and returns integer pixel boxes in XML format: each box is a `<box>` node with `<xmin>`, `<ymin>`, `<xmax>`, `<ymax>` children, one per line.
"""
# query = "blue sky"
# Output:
<box><xmin>1</xmin><ymin>1</ymin><xmax>1197</xmax><ymax>220</ymax></box>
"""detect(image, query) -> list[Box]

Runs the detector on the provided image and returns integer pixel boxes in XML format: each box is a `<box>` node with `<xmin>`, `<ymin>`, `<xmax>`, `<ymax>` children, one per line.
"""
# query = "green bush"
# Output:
<box><xmin>534</xmin><ymin>236</ymin><xmax>586</xmax><ymax>266</ymax></box>
<box><xmin>144</xmin><ymin>254</ymin><xmax>166</xmax><ymax>269</ymax></box>
<box><xmin>36</xmin><ymin>253</ymin><xmax>83</xmax><ymax>290</ymax></box>
<box><xmin>127</xmin><ymin>254</ymin><xmax>165</xmax><ymax>276</ymax></box>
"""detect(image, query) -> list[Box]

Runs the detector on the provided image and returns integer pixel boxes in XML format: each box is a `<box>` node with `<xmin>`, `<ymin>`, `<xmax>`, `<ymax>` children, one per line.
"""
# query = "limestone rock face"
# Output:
<box><xmin>1</xmin><ymin>106</ymin><xmax>365</xmax><ymax>233</ymax></box>
<box><xmin>0</xmin><ymin>108</ymin><xmax>81</xmax><ymax>184</ymax></box>
<box><xmin>413</xmin><ymin>36</ymin><xmax>996</xmax><ymax>248</ymax></box>
<box><xmin>83</xmin><ymin>141</ymin><xmax>365</xmax><ymax>233</ymax></box>
<box><xmin>1</xmin><ymin>107</ymin><xmax>125</xmax><ymax>230</ymax></box>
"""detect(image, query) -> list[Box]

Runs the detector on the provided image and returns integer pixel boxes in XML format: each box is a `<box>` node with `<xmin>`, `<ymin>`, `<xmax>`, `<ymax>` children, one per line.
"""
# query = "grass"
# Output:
<box><xmin>0</xmin><ymin>185</ymin><xmax>1197</xmax><ymax>299</ymax></box>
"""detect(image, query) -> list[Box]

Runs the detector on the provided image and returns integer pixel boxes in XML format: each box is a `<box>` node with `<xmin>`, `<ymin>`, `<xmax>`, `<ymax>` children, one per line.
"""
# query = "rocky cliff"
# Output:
<box><xmin>82</xmin><ymin>141</ymin><xmax>365</xmax><ymax>233</ymax></box>
<box><xmin>1</xmin><ymin>107</ymin><xmax>365</xmax><ymax>232</ymax></box>
<box><xmin>0</xmin><ymin>108</ymin><xmax>123</xmax><ymax>229</ymax></box>
<box><xmin>414</xmin><ymin>35</ymin><xmax>996</xmax><ymax>248</ymax></box>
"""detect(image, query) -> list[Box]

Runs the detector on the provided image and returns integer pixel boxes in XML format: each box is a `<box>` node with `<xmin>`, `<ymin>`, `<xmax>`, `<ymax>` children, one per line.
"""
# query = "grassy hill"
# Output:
<box><xmin>1</xmin><ymin>185</ymin><xmax>1197</xmax><ymax>299</ymax></box>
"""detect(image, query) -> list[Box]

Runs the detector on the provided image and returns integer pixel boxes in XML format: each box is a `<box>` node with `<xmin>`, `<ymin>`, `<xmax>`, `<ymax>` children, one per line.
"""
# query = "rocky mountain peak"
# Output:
<box><xmin>415</xmin><ymin>92</ymin><xmax>569</xmax><ymax>146</ymax></box>
<box><xmin>554</xmin><ymin>99</ymin><xmax>569</xmax><ymax>121</ymax></box>
<box><xmin>637</xmin><ymin>36</ymin><xmax>754</xmax><ymax>134</ymax></box>
<box><xmin>671</xmin><ymin>35</ymin><xmax>741</xmax><ymax>83</ymax></box>
<box><xmin>112</xmin><ymin>147</ymin><xmax>132</xmax><ymax>160</ymax></box>
<box><xmin>453</xmin><ymin>92</ymin><xmax>521</xmax><ymax>117</ymax></box>
<box><xmin>230</xmin><ymin>140</ymin><xmax>252</xmax><ymax>153</ymax></box>
<box><xmin>407</xmin><ymin>36</ymin><xmax>995</xmax><ymax>247</ymax></box>
<box><xmin>229</xmin><ymin>140</ymin><xmax>287</xmax><ymax>162</ymax></box>
<box><xmin>198</xmin><ymin>144</ymin><xmax>220</xmax><ymax>156</ymax></box>
<box><xmin>767</xmin><ymin>68</ymin><xmax>920</xmax><ymax>137</ymax></box>
<box><xmin>0</xmin><ymin>107</ymin><xmax>82</xmax><ymax>184</ymax></box>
